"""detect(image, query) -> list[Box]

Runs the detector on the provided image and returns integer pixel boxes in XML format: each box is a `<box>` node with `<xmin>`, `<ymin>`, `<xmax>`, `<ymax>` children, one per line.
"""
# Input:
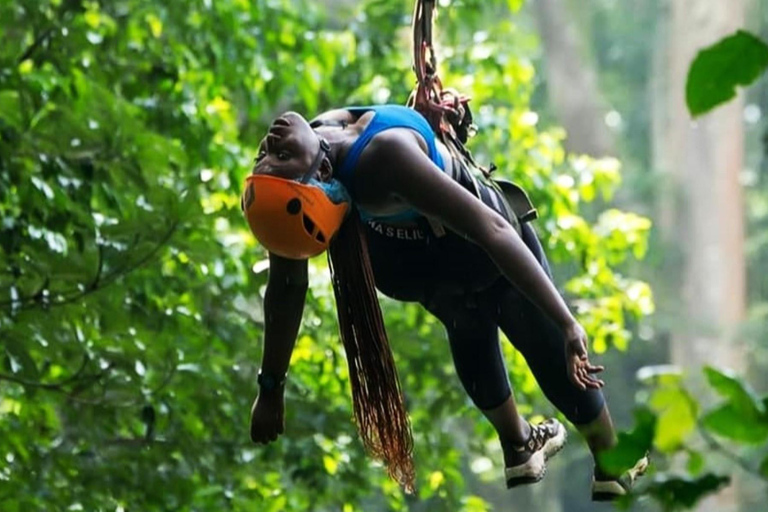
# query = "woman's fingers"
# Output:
<box><xmin>572</xmin><ymin>363</ymin><xmax>587</xmax><ymax>390</ymax></box>
<box><xmin>569</xmin><ymin>354</ymin><xmax>607</xmax><ymax>390</ymax></box>
<box><xmin>575</xmin><ymin>361</ymin><xmax>605</xmax><ymax>389</ymax></box>
<box><xmin>255</xmin><ymin>431</ymin><xmax>279</xmax><ymax>445</ymax></box>
<box><xmin>251</xmin><ymin>424</ymin><xmax>281</xmax><ymax>445</ymax></box>
<box><xmin>586</xmin><ymin>376</ymin><xmax>604</xmax><ymax>389</ymax></box>
<box><xmin>587</xmin><ymin>373</ymin><xmax>605</xmax><ymax>388</ymax></box>
<box><xmin>568</xmin><ymin>364</ymin><xmax>580</xmax><ymax>388</ymax></box>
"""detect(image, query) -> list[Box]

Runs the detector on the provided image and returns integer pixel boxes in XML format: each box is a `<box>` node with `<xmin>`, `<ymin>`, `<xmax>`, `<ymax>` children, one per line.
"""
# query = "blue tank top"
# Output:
<box><xmin>334</xmin><ymin>105</ymin><xmax>445</xmax><ymax>222</ymax></box>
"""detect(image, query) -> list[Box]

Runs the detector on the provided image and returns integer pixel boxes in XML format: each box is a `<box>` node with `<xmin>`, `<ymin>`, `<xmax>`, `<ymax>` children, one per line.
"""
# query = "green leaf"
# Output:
<box><xmin>0</xmin><ymin>90</ymin><xmax>23</xmax><ymax>128</ymax></box>
<box><xmin>461</xmin><ymin>495</ymin><xmax>490</xmax><ymax>512</ymax></box>
<box><xmin>701</xmin><ymin>403</ymin><xmax>768</xmax><ymax>444</ymax></box>
<box><xmin>322</xmin><ymin>454</ymin><xmax>338</xmax><ymax>475</ymax></box>
<box><xmin>686</xmin><ymin>450</ymin><xmax>704</xmax><ymax>476</ymax></box>
<box><xmin>703</xmin><ymin>366</ymin><xmax>765</xmax><ymax>415</ymax></box>
<box><xmin>0</xmin><ymin>0</ymin><xmax>655</xmax><ymax>508</ymax></box>
<box><xmin>4</xmin><ymin>338</ymin><xmax>39</xmax><ymax>382</ymax></box>
<box><xmin>599</xmin><ymin>408</ymin><xmax>656</xmax><ymax>476</ymax></box>
<box><xmin>759</xmin><ymin>455</ymin><xmax>768</xmax><ymax>480</ymax></box>
<box><xmin>650</xmin><ymin>386</ymin><xmax>697</xmax><ymax>452</ymax></box>
<box><xmin>686</xmin><ymin>30</ymin><xmax>768</xmax><ymax>116</ymax></box>
<box><xmin>647</xmin><ymin>473</ymin><xmax>730</xmax><ymax>511</ymax></box>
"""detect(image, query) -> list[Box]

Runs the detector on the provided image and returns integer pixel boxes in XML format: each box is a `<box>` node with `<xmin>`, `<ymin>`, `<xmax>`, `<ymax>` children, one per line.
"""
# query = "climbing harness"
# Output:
<box><xmin>408</xmin><ymin>0</ymin><xmax>476</xmax><ymax>162</ymax></box>
<box><xmin>407</xmin><ymin>0</ymin><xmax>538</xmax><ymax>234</ymax></box>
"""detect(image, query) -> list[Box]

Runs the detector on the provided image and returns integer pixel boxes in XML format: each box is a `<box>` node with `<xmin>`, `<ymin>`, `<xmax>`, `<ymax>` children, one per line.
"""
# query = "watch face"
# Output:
<box><xmin>259</xmin><ymin>372</ymin><xmax>281</xmax><ymax>390</ymax></box>
<box><xmin>261</xmin><ymin>375</ymin><xmax>276</xmax><ymax>389</ymax></box>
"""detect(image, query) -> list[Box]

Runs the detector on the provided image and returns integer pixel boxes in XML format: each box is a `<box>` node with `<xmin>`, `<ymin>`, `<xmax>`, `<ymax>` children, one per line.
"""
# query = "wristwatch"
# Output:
<box><xmin>257</xmin><ymin>370</ymin><xmax>286</xmax><ymax>392</ymax></box>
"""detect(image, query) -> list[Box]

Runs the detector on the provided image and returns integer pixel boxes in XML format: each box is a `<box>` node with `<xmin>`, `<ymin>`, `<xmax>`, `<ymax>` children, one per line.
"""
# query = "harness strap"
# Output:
<box><xmin>409</xmin><ymin>0</ymin><xmax>493</xmax><ymax>182</ymax></box>
<box><xmin>408</xmin><ymin>0</ymin><xmax>537</xmax><ymax>239</ymax></box>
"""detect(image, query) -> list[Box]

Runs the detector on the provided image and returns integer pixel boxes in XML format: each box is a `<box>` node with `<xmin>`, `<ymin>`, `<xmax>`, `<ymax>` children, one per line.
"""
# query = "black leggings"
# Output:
<box><xmin>419</xmin><ymin>224</ymin><xmax>605</xmax><ymax>425</ymax></box>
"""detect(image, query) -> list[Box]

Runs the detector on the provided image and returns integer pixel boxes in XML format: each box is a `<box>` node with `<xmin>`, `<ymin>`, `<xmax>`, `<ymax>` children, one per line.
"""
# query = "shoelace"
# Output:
<box><xmin>526</xmin><ymin>423</ymin><xmax>549</xmax><ymax>452</ymax></box>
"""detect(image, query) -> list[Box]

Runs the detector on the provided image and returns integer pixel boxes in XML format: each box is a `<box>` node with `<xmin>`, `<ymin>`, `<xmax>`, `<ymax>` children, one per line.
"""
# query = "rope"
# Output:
<box><xmin>408</xmin><ymin>0</ymin><xmax>487</xmax><ymax>175</ymax></box>
<box><xmin>409</xmin><ymin>0</ymin><xmax>453</xmax><ymax>130</ymax></box>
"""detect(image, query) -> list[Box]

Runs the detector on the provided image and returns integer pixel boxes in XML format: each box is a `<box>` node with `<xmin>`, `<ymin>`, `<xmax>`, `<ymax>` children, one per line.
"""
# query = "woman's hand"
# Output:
<box><xmin>563</xmin><ymin>321</ymin><xmax>605</xmax><ymax>391</ymax></box>
<box><xmin>249</xmin><ymin>390</ymin><xmax>285</xmax><ymax>444</ymax></box>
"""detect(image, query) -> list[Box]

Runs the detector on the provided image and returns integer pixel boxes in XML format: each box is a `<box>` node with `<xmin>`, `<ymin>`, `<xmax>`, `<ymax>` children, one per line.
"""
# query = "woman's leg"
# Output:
<box><xmin>488</xmin><ymin>223</ymin><xmax>617</xmax><ymax>466</ymax></box>
<box><xmin>423</xmin><ymin>293</ymin><xmax>539</xmax><ymax>467</ymax></box>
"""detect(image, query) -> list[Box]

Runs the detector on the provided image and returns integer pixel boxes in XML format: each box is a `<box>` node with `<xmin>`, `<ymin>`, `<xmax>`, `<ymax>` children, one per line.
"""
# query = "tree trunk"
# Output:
<box><xmin>655</xmin><ymin>0</ymin><xmax>746</xmax><ymax>510</ymax></box>
<box><xmin>533</xmin><ymin>0</ymin><xmax>616</xmax><ymax>157</ymax></box>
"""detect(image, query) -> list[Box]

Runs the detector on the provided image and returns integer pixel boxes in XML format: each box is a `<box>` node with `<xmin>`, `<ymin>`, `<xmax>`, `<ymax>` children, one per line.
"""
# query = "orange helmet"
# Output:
<box><xmin>241</xmin><ymin>138</ymin><xmax>350</xmax><ymax>259</ymax></box>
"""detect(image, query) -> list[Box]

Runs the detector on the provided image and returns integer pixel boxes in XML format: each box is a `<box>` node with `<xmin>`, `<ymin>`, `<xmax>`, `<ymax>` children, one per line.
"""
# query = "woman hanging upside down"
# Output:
<box><xmin>242</xmin><ymin>104</ymin><xmax>648</xmax><ymax>500</ymax></box>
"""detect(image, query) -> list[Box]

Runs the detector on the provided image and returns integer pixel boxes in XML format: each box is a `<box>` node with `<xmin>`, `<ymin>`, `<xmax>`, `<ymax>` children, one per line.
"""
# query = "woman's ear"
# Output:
<box><xmin>318</xmin><ymin>156</ymin><xmax>333</xmax><ymax>182</ymax></box>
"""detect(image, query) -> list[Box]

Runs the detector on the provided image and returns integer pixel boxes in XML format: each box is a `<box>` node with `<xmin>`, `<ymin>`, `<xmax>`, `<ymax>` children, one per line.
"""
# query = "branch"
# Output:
<box><xmin>0</xmin><ymin>221</ymin><xmax>179</xmax><ymax>311</ymax></box>
<box><xmin>16</xmin><ymin>27</ymin><xmax>56</xmax><ymax>64</ymax></box>
<box><xmin>98</xmin><ymin>221</ymin><xmax>179</xmax><ymax>291</ymax></box>
<box><xmin>0</xmin><ymin>373</ymin><xmax>63</xmax><ymax>390</ymax></box>
<box><xmin>102</xmin><ymin>437</ymin><xmax>248</xmax><ymax>449</ymax></box>
<box><xmin>0</xmin><ymin>361</ymin><xmax>182</xmax><ymax>409</ymax></box>
<box><xmin>698</xmin><ymin>425</ymin><xmax>760</xmax><ymax>477</ymax></box>
<box><xmin>150</xmin><ymin>364</ymin><xmax>178</xmax><ymax>395</ymax></box>
<box><xmin>68</xmin><ymin>363</ymin><xmax>115</xmax><ymax>396</ymax></box>
<box><xmin>57</xmin><ymin>352</ymin><xmax>90</xmax><ymax>387</ymax></box>
<box><xmin>0</xmin><ymin>361</ymin><xmax>113</xmax><ymax>395</ymax></box>
<box><xmin>89</xmin><ymin>243</ymin><xmax>104</xmax><ymax>291</ymax></box>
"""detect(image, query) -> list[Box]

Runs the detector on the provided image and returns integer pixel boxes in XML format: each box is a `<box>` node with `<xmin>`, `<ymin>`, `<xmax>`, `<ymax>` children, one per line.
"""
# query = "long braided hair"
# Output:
<box><xmin>327</xmin><ymin>210</ymin><xmax>415</xmax><ymax>492</ymax></box>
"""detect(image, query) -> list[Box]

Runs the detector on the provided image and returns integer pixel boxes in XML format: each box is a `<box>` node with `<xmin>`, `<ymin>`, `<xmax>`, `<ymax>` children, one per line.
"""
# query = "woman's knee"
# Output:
<box><xmin>560</xmin><ymin>389</ymin><xmax>606</xmax><ymax>425</ymax></box>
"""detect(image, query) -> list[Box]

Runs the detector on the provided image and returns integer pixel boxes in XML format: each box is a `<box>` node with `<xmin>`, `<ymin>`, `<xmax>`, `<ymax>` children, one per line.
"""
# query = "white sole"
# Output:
<box><xmin>592</xmin><ymin>456</ymin><xmax>650</xmax><ymax>501</ymax></box>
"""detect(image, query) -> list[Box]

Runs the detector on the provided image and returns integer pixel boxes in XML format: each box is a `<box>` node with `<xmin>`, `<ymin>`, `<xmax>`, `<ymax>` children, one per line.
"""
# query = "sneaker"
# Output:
<box><xmin>591</xmin><ymin>455</ymin><xmax>650</xmax><ymax>501</ymax></box>
<box><xmin>504</xmin><ymin>418</ymin><xmax>567</xmax><ymax>489</ymax></box>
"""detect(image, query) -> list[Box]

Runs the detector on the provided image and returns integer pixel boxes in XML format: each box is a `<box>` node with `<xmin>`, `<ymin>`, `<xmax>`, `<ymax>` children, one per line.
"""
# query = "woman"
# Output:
<box><xmin>242</xmin><ymin>104</ymin><xmax>647</xmax><ymax>500</ymax></box>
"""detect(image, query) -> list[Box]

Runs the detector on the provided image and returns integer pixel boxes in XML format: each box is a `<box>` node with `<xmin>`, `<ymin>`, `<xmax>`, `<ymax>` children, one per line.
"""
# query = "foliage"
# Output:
<box><xmin>599</xmin><ymin>407</ymin><xmax>656</xmax><ymax>476</ymax></box>
<box><xmin>645</xmin><ymin>474</ymin><xmax>731</xmax><ymax>512</ymax></box>
<box><xmin>555</xmin><ymin>2</ymin><xmax>768</xmax><ymax>510</ymax></box>
<box><xmin>686</xmin><ymin>30</ymin><xmax>768</xmax><ymax>117</ymax></box>
<box><xmin>0</xmin><ymin>0</ymin><xmax>652</xmax><ymax>510</ymax></box>
<box><xmin>602</xmin><ymin>365</ymin><xmax>768</xmax><ymax>511</ymax></box>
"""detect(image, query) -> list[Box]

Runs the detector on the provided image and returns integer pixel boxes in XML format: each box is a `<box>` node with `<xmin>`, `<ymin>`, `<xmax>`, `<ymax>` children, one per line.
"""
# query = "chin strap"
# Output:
<box><xmin>299</xmin><ymin>136</ymin><xmax>331</xmax><ymax>184</ymax></box>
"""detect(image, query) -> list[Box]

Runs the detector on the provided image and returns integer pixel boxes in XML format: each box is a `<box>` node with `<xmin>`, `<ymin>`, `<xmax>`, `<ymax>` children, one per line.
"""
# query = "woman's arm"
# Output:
<box><xmin>259</xmin><ymin>252</ymin><xmax>309</xmax><ymax>388</ymax></box>
<box><xmin>250</xmin><ymin>252</ymin><xmax>308</xmax><ymax>444</ymax></box>
<box><xmin>362</xmin><ymin>129</ymin><xmax>603</xmax><ymax>390</ymax></box>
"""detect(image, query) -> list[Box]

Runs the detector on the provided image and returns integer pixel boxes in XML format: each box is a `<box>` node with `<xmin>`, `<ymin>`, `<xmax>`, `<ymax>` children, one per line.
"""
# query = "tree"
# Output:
<box><xmin>0</xmin><ymin>1</ymin><xmax>652</xmax><ymax>510</ymax></box>
<box><xmin>574</xmin><ymin>2</ymin><xmax>768</xmax><ymax>511</ymax></box>
<box><xmin>533</xmin><ymin>0</ymin><xmax>616</xmax><ymax>157</ymax></box>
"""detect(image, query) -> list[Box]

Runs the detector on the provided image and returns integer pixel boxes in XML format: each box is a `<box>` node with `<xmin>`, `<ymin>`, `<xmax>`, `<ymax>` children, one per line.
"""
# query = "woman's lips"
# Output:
<box><xmin>268</xmin><ymin>125</ymin><xmax>289</xmax><ymax>136</ymax></box>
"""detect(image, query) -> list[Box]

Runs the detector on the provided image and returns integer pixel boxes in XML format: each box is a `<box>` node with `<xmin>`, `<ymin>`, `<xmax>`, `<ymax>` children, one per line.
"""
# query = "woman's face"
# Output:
<box><xmin>251</xmin><ymin>112</ymin><xmax>320</xmax><ymax>180</ymax></box>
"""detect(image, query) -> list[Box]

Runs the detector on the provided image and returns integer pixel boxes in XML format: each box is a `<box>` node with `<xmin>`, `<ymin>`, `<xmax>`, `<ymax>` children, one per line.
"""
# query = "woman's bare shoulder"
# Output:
<box><xmin>309</xmin><ymin>108</ymin><xmax>356</xmax><ymax>124</ymax></box>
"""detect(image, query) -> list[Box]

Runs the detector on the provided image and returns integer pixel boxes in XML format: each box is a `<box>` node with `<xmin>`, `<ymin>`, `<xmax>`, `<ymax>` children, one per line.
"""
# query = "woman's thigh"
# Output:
<box><xmin>422</xmin><ymin>292</ymin><xmax>513</xmax><ymax>410</ymax></box>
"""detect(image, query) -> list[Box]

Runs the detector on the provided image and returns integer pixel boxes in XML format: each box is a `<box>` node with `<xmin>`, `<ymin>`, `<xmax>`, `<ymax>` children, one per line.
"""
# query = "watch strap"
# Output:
<box><xmin>257</xmin><ymin>370</ymin><xmax>286</xmax><ymax>391</ymax></box>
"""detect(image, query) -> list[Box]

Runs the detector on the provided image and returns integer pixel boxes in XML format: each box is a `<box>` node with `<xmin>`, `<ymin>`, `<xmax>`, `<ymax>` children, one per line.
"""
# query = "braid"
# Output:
<box><xmin>327</xmin><ymin>211</ymin><xmax>415</xmax><ymax>492</ymax></box>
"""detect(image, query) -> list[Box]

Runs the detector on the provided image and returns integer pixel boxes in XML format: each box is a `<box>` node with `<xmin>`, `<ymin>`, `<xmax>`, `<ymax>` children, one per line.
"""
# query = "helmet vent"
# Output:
<box><xmin>286</xmin><ymin>198</ymin><xmax>301</xmax><ymax>215</ymax></box>
<box><xmin>302</xmin><ymin>214</ymin><xmax>315</xmax><ymax>235</ymax></box>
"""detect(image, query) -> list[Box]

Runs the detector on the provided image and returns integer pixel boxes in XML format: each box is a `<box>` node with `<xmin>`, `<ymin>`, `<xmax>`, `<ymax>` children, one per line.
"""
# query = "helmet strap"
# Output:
<box><xmin>299</xmin><ymin>136</ymin><xmax>332</xmax><ymax>184</ymax></box>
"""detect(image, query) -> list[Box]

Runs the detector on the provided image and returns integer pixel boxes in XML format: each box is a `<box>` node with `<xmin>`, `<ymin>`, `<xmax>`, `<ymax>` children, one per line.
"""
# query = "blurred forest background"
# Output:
<box><xmin>2</xmin><ymin>0</ymin><xmax>768</xmax><ymax>511</ymax></box>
